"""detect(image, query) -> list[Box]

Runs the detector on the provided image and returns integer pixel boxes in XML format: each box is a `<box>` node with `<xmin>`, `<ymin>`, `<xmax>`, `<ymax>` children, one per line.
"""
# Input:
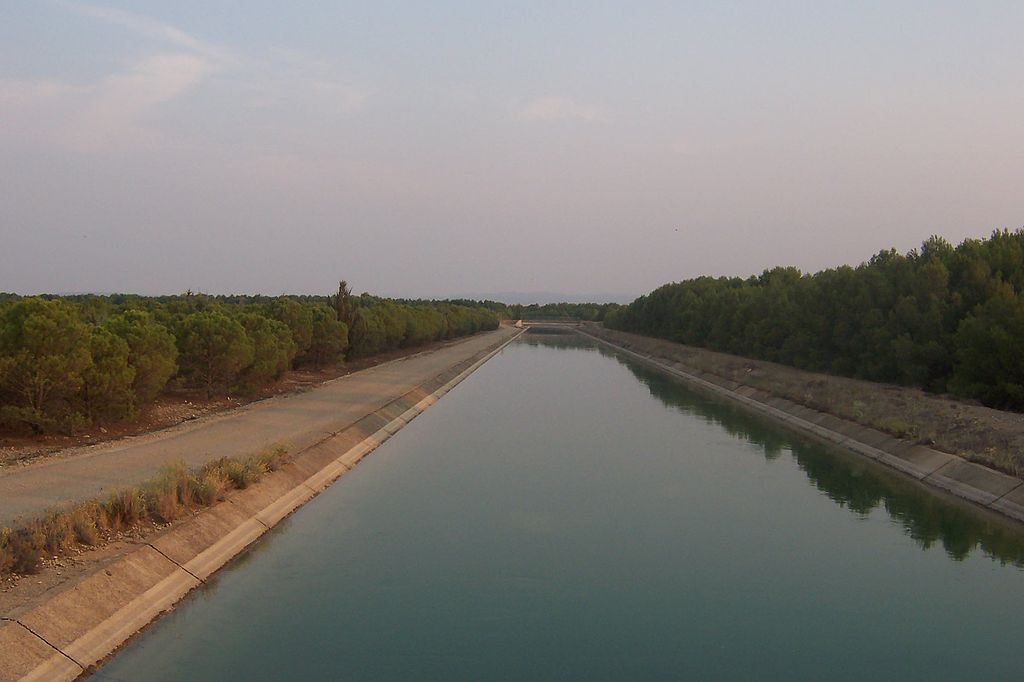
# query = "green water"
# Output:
<box><xmin>97</xmin><ymin>335</ymin><xmax>1024</xmax><ymax>681</ymax></box>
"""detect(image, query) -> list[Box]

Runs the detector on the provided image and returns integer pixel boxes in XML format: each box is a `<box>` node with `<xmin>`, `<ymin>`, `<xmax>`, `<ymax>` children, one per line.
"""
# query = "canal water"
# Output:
<box><xmin>97</xmin><ymin>334</ymin><xmax>1024</xmax><ymax>680</ymax></box>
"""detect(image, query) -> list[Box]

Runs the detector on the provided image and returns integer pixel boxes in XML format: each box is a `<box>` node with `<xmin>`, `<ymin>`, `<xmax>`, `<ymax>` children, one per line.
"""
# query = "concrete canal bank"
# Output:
<box><xmin>0</xmin><ymin>327</ymin><xmax>524</xmax><ymax>682</ymax></box>
<box><xmin>577</xmin><ymin>324</ymin><xmax>1024</xmax><ymax>525</ymax></box>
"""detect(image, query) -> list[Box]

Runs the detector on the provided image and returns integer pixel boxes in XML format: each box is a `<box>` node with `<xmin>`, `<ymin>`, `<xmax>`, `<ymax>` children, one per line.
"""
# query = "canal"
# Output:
<box><xmin>97</xmin><ymin>333</ymin><xmax>1024</xmax><ymax>680</ymax></box>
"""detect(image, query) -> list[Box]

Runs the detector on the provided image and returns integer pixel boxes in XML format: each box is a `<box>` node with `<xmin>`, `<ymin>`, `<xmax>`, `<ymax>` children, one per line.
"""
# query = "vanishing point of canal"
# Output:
<box><xmin>97</xmin><ymin>333</ymin><xmax>1024</xmax><ymax>680</ymax></box>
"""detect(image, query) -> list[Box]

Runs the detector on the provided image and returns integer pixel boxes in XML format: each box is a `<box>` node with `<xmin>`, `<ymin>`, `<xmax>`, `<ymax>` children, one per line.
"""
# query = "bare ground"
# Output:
<box><xmin>584</xmin><ymin>324</ymin><xmax>1024</xmax><ymax>476</ymax></box>
<box><xmin>0</xmin><ymin>339</ymin><xmax>472</xmax><ymax>469</ymax></box>
<box><xmin>1</xmin><ymin>327</ymin><xmax>518</xmax><ymax>614</ymax></box>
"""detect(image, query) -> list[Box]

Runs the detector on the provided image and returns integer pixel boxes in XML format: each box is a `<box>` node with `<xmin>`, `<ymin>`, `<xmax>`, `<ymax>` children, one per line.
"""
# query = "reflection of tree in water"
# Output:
<box><xmin>529</xmin><ymin>334</ymin><xmax>1024</xmax><ymax>567</ymax></box>
<box><xmin>520</xmin><ymin>330</ymin><xmax>597</xmax><ymax>348</ymax></box>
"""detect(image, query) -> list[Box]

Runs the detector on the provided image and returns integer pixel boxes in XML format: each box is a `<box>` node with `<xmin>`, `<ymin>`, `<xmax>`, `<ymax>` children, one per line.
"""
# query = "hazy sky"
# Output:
<box><xmin>2</xmin><ymin>1</ymin><xmax>1022</xmax><ymax>300</ymax></box>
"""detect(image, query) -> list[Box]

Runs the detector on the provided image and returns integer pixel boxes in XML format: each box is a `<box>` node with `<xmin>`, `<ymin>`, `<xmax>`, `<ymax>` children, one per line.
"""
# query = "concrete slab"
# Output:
<box><xmin>734</xmin><ymin>385</ymin><xmax>759</xmax><ymax>399</ymax></box>
<box><xmin>840</xmin><ymin>438</ymin><xmax>885</xmax><ymax>461</ymax></box>
<box><xmin>338</xmin><ymin>440</ymin><xmax>376</xmax><ymax>469</ymax></box>
<box><xmin>291</xmin><ymin>430</ymin><xmax>365</xmax><ymax>477</ymax></box>
<box><xmin>382</xmin><ymin>417</ymin><xmax>407</xmax><ymax>436</ymax></box>
<box><xmin>787</xmin><ymin>405</ymin><xmax>822</xmax><ymax>422</ymax></box>
<box><xmin>814</xmin><ymin>413</ymin><xmax>851</xmax><ymax>434</ymax></box>
<box><xmin>17</xmin><ymin>545</ymin><xmax>180</xmax><ymax>651</ymax></box>
<box><xmin>302</xmin><ymin>457</ymin><xmax>350</xmax><ymax>493</ymax></box>
<box><xmin>876</xmin><ymin>445</ymin><xmax>956</xmax><ymax>480</ymax></box>
<box><xmin>227</xmin><ymin>467</ymin><xmax>310</xmax><ymax>517</ymax></box>
<box><xmin>149</xmin><ymin>501</ymin><xmax>253</xmax><ymax>570</ymax></box>
<box><xmin>351</xmin><ymin>413</ymin><xmax>388</xmax><ymax>439</ymax></box>
<box><xmin>399</xmin><ymin>406</ymin><xmax>422</xmax><ymax>423</ymax></box>
<box><xmin>253</xmin><ymin>480</ymin><xmax>316</xmax><ymax>528</ymax></box>
<box><xmin>926</xmin><ymin>459</ymin><xmax>1023</xmax><ymax>506</ymax></box>
<box><xmin>62</xmin><ymin>566</ymin><xmax>199</xmax><ymax>668</ymax></box>
<box><xmin>0</xmin><ymin>619</ymin><xmax>81</xmax><ymax>682</ymax></box>
<box><xmin>989</xmin><ymin>485</ymin><xmax>1024</xmax><ymax>523</ymax></box>
<box><xmin>180</xmin><ymin>518</ymin><xmax>267</xmax><ymax>580</ymax></box>
<box><xmin>372</xmin><ymin>427</ymin><xmax>393</xmax><ymax>446</ymax></box>
<box><xmin>833</xmin><ymin>423</ymin><xmax>901</xmax><ymax>451</ymax></box>
<box><xmin>377</xmin><ymin>402</ymin><xmax>407</xmax><ymax>423</ymax></box>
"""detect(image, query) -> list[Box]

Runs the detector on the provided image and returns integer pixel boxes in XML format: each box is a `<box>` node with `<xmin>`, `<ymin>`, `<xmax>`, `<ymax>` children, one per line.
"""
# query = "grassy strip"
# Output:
<box><xmin>0</xmin><ymin>444</ymin><xmax>289</xmax><ymax>577</ymax></box>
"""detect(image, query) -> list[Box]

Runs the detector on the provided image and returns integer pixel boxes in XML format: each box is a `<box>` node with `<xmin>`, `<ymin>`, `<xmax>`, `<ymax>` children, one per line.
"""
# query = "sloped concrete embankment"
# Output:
<box><xmin>0</xmin><ymin>329</ymin><xmax>524</xmax><ymax>682</ymax></box>
<box><xmin>578</xmin><ymin>327</ymin><xmax>1024</xmax><ymax>524</ymax></box>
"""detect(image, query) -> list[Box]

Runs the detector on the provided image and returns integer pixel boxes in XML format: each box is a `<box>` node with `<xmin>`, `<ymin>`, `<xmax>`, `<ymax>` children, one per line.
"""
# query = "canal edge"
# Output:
<box><xmin>1</xmin><ymin>327</ymin><xmax>526</xmax><ymax>682</ymax></box>
<box><xmin>576</xmin><ymin>327</ymin><xmax>1024</xmax><ymax>525</ymax></box>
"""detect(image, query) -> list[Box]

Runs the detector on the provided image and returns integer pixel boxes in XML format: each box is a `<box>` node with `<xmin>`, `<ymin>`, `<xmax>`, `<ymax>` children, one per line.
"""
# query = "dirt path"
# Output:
<box><xmin>0</xmin><ymin>327</ymin><xmax>518</xmax><ymax>527</ymax></box>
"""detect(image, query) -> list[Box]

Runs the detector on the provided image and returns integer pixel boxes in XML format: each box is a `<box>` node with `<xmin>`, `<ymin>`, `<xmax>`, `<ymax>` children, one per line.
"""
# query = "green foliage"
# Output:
<box><xmin>0</xmin><ymin>288</ymin><xmax>500</xmax><ymax>433</ymax></box>
<box><xmin>306</xmin><ymin>303</ymin><xmax>349</xmax><ymax>369</ymax></box>
<box><xmin>238</xmin><ymin>313</ymin><xmax>297</xmax><ymax>389</ymax></box>
<box><xmin>267</xmin><ymin>298</ymin><xmax>314</xmax><ymax>356</ymax></box>
<box><xmin>81</xmin><ymin>326</ymin><xmax>135</xmax><ymax>421</ymax></box>
<box><xmin>105</xmin><ymin>309</ymin><xmax>178</xmax><ymax>403</ymax></box>
<box><xmin>347</xmin><ymin>295</ymin><xmax>501</xmax><ymax>359</ymax></box>
<box><xmin>607</xmin><ymin>229</ymin><xmax>1024</xmax><ymax>411</ymax></box>
<box><xmin>0</xmin><ymin>298</ymin><xmax>93</xmax><ymax>433</ymax></box>
<box><xmin>505</xmin><ymin>301</ymin><xmax>620</xmax><ymax>321</ymax></box>
<box><xmin>176</xmin><ymin>310</ymin><xmax>254</xmax><ymax>398</ymax></box>
<box><xmin>950</xmin><ymin>284</ymin><xmax>1024</xmax><ymax>408</ymax></box>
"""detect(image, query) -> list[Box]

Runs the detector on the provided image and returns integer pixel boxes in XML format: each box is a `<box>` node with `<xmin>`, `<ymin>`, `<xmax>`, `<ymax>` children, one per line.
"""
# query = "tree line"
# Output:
<box><xmin>504</xmin><ymin>302</ymin><xmax>619</xmax><ymax>321</ymax></box>
<box><xmin>0</xmin><ymin>285</ymin><xmax>499</xmax><ymax>434</ymax></box>
<box><xmin>605</xmin><ymin>229</ymin><xmax>1024</xmax><ymax>411</ymax></box>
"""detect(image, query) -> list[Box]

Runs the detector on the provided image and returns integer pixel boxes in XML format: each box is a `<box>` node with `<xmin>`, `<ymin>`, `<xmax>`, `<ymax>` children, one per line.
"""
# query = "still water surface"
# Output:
<box><xmin>98</xmin><ymin>334</ymin><xmax>1024</xmax><ymax>680</ymax></box>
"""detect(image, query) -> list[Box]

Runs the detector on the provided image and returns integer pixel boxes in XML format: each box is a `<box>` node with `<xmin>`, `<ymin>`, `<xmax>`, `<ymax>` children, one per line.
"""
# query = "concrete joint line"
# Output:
<box><xmin>920</xmin><ymin>458</ymin><xmax>957</xmax><ymax>478</ymax></box>
<box><xmin>1</xmin><ymin>328</ymin><xmax>524</xmax><ymax>679</ymax></box>
<box><xmin>14</xmin><ymin>618</ymin><xmax>86</xmax><ymax>671</ymax></box>
<box><xmin>988</xmin><ymin>480</ymin><xmax>1024</xmax><ymax>506</ymax></box>
<box><xmin>147</xmin><ymin>542</ymin><xmax>205</xmax><ymax>584</ymax></box>
<box><xmin>226</xmin><ymin>499</ymin><xmax>272</xmax><ymax>530</ymax></box>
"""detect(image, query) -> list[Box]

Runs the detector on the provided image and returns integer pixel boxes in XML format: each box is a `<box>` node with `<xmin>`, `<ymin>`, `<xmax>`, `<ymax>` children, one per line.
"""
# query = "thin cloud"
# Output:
<box><xmin>57</xmin><ymin>0</ymin><xmax>236</xmax><ymax>65</ymax></box>
<box><xmin>4</xmin><ymin>3</ymin><xmax>371</xmax><ymax>153</ymax></box>
<box><xmin>516</xmin><ymin>96</ymin><xmax>607</xmax><ymax>123</ymax></box>
<box><xmin>1</xmin><ymin>53</ymin><xmax>213</xmax><ymax>152</ymax></box>
<box><xmin>67</xmin><ymin>53</ymin><xmax>214</xmax><ymax>151</ymax></box>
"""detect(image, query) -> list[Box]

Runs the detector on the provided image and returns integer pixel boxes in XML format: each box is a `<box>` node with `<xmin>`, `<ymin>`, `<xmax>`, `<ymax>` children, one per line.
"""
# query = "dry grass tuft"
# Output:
<box><xmin>0</xmin><ymin>443</ymin><xmax>291</xmax><ymax>578</ymax></box>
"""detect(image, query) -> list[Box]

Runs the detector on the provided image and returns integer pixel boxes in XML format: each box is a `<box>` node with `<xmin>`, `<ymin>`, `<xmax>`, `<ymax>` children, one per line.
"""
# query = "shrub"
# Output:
<box><xmin>0</xmin><ymin>528</ymin><xmax>12</xmax><ymax>574</ymax></box>
<box><xmin>221</xmin><ymin>458</ymin><xmax>258</xmax><ymax>489</ymax></box>
<box><xmin>143</xmin><ymin>463</ymin><xmax>195</xmax><ymax>522</ymax></box>
<box><xmin>1</xmin><ymin>443</ymin><xmax>290</xmax><ymax>577</ymax></box>
<box><xmin>41</xmin><ymin>512</ymin><xmax>75</xmax><ymax>555</ymax></box>
<box><xmin>105</xmin><ymin>488</ymin><xmax>147</xmax><ymax>529</ymax></box>
<box><xmin>876</xmin><ymin>415</ymin><xmax>918</xmax><ymax>440</ymax></box>
<box><xmin>6</xmin><ymin>526</ymin><xmax>44</xmax><ymax>574</ymax></box>
<box><xmin>190</xmin><ymin>468</ymin><xmax>229</xmax><ymax>505</ymax></box>
<box><xmin>70</xmin><ymin>503</ymin><xmax>103</xmax><ymax>546</ymax></box>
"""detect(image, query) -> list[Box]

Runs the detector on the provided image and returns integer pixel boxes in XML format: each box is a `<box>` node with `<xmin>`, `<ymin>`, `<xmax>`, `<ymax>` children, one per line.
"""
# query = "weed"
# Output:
<box><xmin>41</xmin><ymin>512</ymin><xmax>75</xmax><ymax>555</ymax></box>
<box><xmin>0</xmin><ymin>528</ymin><xmax>12</xmax><ymax>575</ymax></box>
<box><xmin>70</xmin><ymin>503</ymin><xmax>103</xmax><ymax>546</ymax></box>
<box><xmin>1</xmin><ymin>442</ymin><xmax>291</xmax><ymax>578</ymax></box>
<box><xmin>875</xmin><ymin>415</ymin><xmax>919</xmax><ymax>440</ymax></box>
<box><xmin>190</xmin><ymin>469</ymin><xmax>229</xmax><ymax>505</ymax></box>
<box><xmin>7</xmin><ymin>526</ymin><xmax>44</xmax><ymax>574</ymax></box>
<box><xmin>105</xmin><ymin>488</ymin><xmax>147</xmax><ymax>530</ymax></box>
<box><xmin>143</xmin><ymin>463</ymin><xmax>194</xmax><ymax>522</ymax></box>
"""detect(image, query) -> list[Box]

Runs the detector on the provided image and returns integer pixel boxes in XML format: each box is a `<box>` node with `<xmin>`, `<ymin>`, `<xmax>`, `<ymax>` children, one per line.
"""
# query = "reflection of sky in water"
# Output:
<box><xmin>100</xmin><ymin>334</ymin><xmax>1024</xmax><ymax>682</ymax></box>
